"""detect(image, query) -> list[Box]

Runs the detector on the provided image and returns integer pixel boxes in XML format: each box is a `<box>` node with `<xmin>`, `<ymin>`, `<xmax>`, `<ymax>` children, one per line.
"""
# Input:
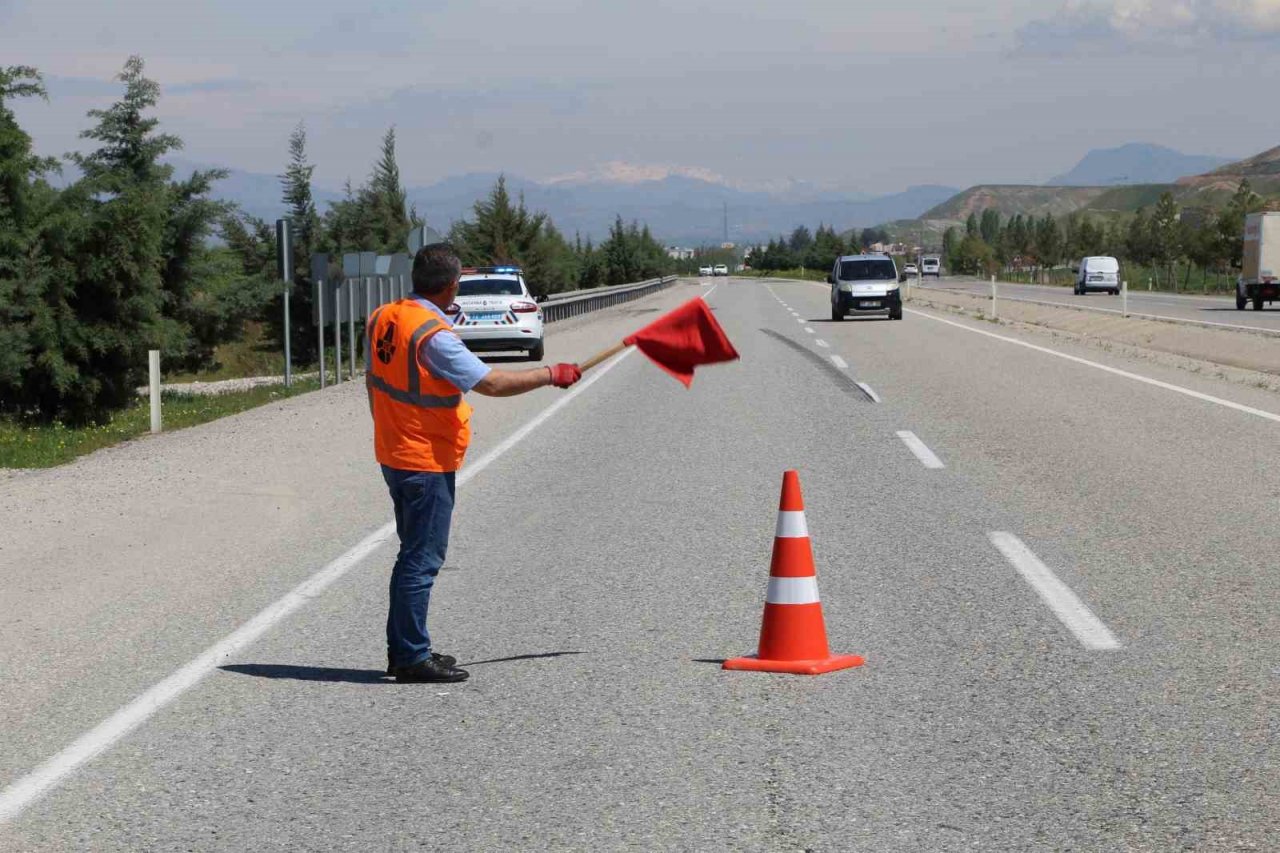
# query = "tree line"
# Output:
<box><xmin>939</xmin><ymin>184</ymin><xmax>1266</xmax><ymax>284</ymax></box>
<box><xmin>0</xmin><ymin>59</ymin><xmax>671</xmax><ymax>425</ymax></box>
<box><xmin>745</xmin><ymin>225</ymin><xmax>892</xmax><ymax>273</ymax></box>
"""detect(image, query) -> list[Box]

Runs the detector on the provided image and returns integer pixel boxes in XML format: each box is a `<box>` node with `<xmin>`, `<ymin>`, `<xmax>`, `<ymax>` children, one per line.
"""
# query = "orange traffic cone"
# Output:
<box><xmin>723</xmin><ymin>470</ymin><xmax>865</xmax><ymax>675</ymax></box>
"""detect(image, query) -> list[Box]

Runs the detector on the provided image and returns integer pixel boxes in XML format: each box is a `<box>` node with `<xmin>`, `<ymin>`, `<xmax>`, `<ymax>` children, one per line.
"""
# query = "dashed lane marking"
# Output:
<box><xmin>815</xmin><ymin>340</ymin><xmax>829</xmax><ymax>348</ymax></box>
<box><xmin>855</xmin><ymin>382</ymin><xmax>881</xmax><ymax>403</ymax></box>
<box><xmin>895</xmin><ymin>430</ymin><xmax>945</xmax><ymax>469</ymax></box>
<box><xmin>831</xmin><ymin>355</ymin><xmax>849</xmax><ymax>369</ymax></box>
<box><xmin>988</xmin><ymin>532</ymin><xmax>1121</xmax><ymax>651</ymax></box>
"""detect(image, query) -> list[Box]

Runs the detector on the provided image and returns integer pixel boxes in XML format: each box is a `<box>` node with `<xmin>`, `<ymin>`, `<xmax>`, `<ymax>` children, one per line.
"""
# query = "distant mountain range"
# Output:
<box><xmin>165</xmin><ymin>158</ymin><xmax>957</xmax><ymax>246</ymax></box>
<box><xmin>877</xmin><ymin>142</ymin><xmax>1280</xmax><ymax>246</ymax></box>
<box><xmin>1047</xmin><ymin>143</ymin><xmax>1233</xmax><ymax>187</ymax></box>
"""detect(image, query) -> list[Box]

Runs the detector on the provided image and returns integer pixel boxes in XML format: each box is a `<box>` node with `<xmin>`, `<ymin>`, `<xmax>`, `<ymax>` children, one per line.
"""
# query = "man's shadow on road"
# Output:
<box><xmin>220</xmin><ymin>652</ymin><xmax>582</xmax><ymax>684</ymax></box>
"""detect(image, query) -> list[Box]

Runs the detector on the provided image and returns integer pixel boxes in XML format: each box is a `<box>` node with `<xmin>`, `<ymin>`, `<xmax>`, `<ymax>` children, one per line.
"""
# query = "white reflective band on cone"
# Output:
<box><xmin>766</xmin><ymin>576</ymin><xmax>820</xmax><ymax>605</ymax></box>
<box><xmin>775</xmin><ymin>511</ymin><xmax>808</xmax><ymax>539</ymax></box>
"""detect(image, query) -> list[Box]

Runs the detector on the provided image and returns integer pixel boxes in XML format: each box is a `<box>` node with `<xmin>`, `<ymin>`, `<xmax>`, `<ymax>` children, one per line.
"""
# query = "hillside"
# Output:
<box><xmin>1048</xmin><ymin>143</ymin><xmax>1232</xmax><ymax>186</ymax></box>
<box><xmin>1175</xmin><ymin>144</ymin><xmax>1280</xmax><ymax>198</ymax></box>
<box><xmin>921</xmin><ymin>185</ymin><xmax>1115</xmax><ymax>222</ymax></box>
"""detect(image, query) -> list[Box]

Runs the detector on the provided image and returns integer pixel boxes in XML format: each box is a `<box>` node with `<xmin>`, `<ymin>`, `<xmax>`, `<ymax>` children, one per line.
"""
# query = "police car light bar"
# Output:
<box><xmin>460</xmin><ymin>266</ymin><xmax>522</xmax><ymax>275</ymax></box>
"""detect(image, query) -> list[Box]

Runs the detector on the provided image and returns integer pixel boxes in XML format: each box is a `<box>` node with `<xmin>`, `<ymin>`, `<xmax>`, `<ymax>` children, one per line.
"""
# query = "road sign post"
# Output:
<box><xmin>276</xmin><ymin>219</ymin><xmax>293</xmax><ymax>388</ymax></box>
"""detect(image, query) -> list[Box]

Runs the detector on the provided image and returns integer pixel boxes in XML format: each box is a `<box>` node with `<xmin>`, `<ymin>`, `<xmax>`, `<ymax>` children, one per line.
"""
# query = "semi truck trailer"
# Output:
<box><xmin>1237</xmin><ymin>212</ymin><xmax>1280</xmax><ymax>311</ymax></box>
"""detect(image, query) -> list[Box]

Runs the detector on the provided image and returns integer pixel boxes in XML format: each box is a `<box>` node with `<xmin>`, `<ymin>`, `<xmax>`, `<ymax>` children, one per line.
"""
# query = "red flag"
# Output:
<box><xmin>623</xmin><ymin>297</ymin><xmax>740</xmax><ymax>387</ymax></box>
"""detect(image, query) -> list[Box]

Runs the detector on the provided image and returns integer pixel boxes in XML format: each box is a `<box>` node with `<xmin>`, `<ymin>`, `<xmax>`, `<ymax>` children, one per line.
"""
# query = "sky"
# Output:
<box><xmin>3</xmin><ymin>0</ymin><xmax>1278</xmax><ymax>195</ymax></box>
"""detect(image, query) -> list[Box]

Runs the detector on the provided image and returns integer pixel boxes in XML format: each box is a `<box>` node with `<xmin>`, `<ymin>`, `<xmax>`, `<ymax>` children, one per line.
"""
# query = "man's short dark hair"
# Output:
<box><xmin>412</xmin><ymin>243</ymin><xmax>462</xmax><ymax>296</ymax></box>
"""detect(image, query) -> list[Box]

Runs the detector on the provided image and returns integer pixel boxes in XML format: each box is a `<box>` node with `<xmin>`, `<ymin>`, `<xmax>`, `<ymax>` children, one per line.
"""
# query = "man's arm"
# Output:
<box><xmin>473</xmin><ymin>367</ymin><xmax>554</xmax><ymax>397</ymax></box>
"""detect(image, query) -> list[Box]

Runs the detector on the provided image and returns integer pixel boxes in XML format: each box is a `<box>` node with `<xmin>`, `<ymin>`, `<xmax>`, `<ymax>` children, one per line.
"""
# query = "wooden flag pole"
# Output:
<box><xmin>577</xmin><ymin>341</ymin><xmax>629</xmax><ymax>372</ymax></box>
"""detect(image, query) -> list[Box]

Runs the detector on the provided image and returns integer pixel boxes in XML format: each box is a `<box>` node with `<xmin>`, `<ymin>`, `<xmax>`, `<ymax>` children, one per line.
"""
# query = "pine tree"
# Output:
<box><xmin>275</xmin><ymin>121</ymin><xmax>320</xmax><ymax>359</ymax></box>
<box><xmin>0</xmin><ymin>65</ymin><xmax>58</xmax><ymax>410</ymax></box>
<box><xmin>363</xmin><ymin>127</ymin><xmax>410</xmax><ymax>252</ymax></box>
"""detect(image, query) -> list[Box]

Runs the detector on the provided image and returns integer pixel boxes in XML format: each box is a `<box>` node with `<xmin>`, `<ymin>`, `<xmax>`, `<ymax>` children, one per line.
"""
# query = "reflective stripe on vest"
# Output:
<box><xmin>365</xmin><ymin>314</ymin><xmax>462</xmax><ymax>409</ymax></box>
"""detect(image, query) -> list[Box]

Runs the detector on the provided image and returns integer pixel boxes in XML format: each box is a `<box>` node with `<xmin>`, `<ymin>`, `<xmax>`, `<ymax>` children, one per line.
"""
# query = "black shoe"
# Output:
<box><xmin>387</xmin><ymin>651</ymin><xmax>456</xmax><ymax>676</ymax></box>
<box><xmin>392</xmin><ymin>656</ymin><xmax>469</xmax><ymax>683</ymax></box>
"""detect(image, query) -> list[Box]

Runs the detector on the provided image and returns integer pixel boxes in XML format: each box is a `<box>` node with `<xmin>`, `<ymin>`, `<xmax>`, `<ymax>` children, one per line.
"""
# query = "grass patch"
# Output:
<box><xmin>167</xmin><ymin>322</ymin><xmax>324</xmax><ymax>383</ymax></box>
<box><xmin>0</xmin><ymin>378</ymin><xmax>321</xmax><ymax>469</ymax></box>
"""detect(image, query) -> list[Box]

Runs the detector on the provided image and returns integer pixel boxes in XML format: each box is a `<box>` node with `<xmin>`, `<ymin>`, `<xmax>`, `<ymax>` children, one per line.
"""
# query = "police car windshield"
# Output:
<box><xmin>839</xmin><ymin>260</ymin><xmax>897</xmax><ymax>281</ymax></box>
<box><xmin>458</xmin><ymin>278</ymin><xmax>522</xmax><ymax>296</ymax></box>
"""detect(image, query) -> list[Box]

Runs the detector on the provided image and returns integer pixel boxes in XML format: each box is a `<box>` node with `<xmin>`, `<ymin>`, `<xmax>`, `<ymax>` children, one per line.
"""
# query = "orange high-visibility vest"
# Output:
<box><xmin>366</xmin><ymin>298</ymin><xmax>472</xmax><ymax>472</ymax></box>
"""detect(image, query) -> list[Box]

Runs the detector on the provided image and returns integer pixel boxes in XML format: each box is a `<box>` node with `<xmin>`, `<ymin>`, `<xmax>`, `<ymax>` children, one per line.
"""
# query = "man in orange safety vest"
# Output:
<box><xmin>367</xmin><ymin>243</ymin><xmax>581</xmax><ymax>683</ymax></box>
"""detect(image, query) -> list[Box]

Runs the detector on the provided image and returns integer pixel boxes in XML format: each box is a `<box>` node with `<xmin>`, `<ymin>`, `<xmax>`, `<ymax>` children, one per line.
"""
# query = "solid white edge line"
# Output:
<box><xmin>775</xmin><ymin>510</ymin><xmax>809</xmax><ymax>538</ymax></box>
<box><xmin>856</xmin><ymin>382</ymin><xmax>881</xmax><ymax>403</ymax></box>
<box><xmin>0</xmin><ymin>347</ymin><xmax>638</xmax><ymax>825</ymax></box>
<box><xmin>765</xmin><ymin>576</ymin><xmax>821</xmax><ymax>605</ymax></box>
<box><xmin>905</xmin><ymin>308</ymin><xmax>1280</xmax><ymax>425</ymax></box>
<box><xmin>895</xmin><ymin>430</ymin><xmax>945</xmax><ymax>469</ymax></box>
<box><xmin>988</xmin><ymin>532</ymin><xmax>1120</xmax><ymax>651</ymax></box>
<box><xmin>830</xmin><ymin>355</ymin><xmax>849</xmax><ymax>370</ymax></box>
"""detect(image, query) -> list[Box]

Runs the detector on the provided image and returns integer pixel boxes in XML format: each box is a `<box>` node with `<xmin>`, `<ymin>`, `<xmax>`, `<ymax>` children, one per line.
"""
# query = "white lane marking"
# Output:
<box><xmin>703</xmin><ymin>284</ymin><xmax>718</xmax><ymax>299</ymax></box>
<box><xmin>815</xmin><ymin>340</ymin><xmax>829</xmax><ymax>348</ymax></box>
<box><xmin>988</xmin><ymin>532</ymin><xmax>1120</xmax><ymax>651</ymax></box>
<box><xmin>929</xmin><ymin>283</ymin><xmax>1280</xmax><ymax>336</ymax></box>
<box><xmin>796</xmin><ymin>318</ymin><xmax>805</xmax><ymax>324</ymax></box>
<box><xmin>896</xmin><ymin>431</ymin><xmax>945</xmax><ymax>469</ymax></box>
<box><xmin>775</xmin><ymin>510</ymin><xmax>809</xmax><ymax>538</ymax></box>
<box><xmin>830</xmin><ymin>355</ymin><xmax>849</xmax><ymax>369</ymax></box>
<box><xmin>804</xmin><ymin>327</ymin><xmax>815</xmax><ymax>335</ymax></box>
<box><xmin>0</xmin><ymin>348</ymin><xmax>638</xmax><ymax>824</ymax></box>
<box><xmin>906</xmin><ymin>308</ymin><xmax>1280</xmax><ymax>425</ymax></box>
<box><xmin>766</xmin><ymin>576</ymin><xmax>821</xmax><ymax>605</ymax></box>
<box><xmin>856</xmin><ymin>382</ymin><xmax>881</xmax><ymax>403</ymax></box>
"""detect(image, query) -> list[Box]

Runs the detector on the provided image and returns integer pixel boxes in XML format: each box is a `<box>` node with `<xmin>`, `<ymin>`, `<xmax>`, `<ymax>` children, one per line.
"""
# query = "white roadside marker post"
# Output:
<box><xmin>148</xmin><ymin>350</ymin><xmax>162</xmax><ymax>434</ymax></box>
<box><xmin>991</xmin><ymin>274</ymin><xmax>998</xmax><ymax>320</ymax></box>
<box><xmin>1122</xmin><ymin>280</ymin><xmax>1128</xmax><ymax>318</ymax></box>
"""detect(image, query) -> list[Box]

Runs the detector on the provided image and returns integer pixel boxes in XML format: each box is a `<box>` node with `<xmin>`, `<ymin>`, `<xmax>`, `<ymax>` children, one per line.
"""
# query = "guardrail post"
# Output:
<box><xmin>148</xmin><ymin>350</ymin><xmax>162</xmax><ymax>434</ymax></box>
<box><xmin>317</xmin><ymin>279</ymin><xmax>326</xmax><ymax>389</ymax></box>
<box><xmin>333</xmin><ymin>281</ymin><xmax>342</xmax><ymax>384</ymax></box>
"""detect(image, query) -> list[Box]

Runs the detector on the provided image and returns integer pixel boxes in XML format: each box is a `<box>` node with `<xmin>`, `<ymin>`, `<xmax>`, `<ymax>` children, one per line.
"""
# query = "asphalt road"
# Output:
<box><xmin>925</xmin><ymin>274</ymin><xmax>1280</xmax><ymax>334</ymax></box>
<box><xmin>2</xmin><ymin>278</ymin><xmax>1278</xmax><ymax>850</ymax></box>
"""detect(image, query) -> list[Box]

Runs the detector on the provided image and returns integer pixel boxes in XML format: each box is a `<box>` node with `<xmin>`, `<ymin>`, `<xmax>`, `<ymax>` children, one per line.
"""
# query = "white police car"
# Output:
<box><xmin>448</xmin><ymin>266</ymin><xmax>545</xmax><ymax>361</ymax></box>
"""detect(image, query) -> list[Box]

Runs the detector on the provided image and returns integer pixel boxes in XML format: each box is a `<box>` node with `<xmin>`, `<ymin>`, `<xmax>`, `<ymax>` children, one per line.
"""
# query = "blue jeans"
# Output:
<box><xmin>381</xmin><ymin>466</ymin><xmax>456</xmax><ymax>669</ymax></box>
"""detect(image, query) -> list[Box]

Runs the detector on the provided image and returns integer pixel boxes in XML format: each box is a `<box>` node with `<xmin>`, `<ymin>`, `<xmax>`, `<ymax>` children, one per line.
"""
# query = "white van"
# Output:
<box><xmin>1074</xmin><ymin>256</ymin><xmax>1120</xmax><ymax>296</ymax></box>
<box><xmin>921</xmin><ymin>256</ymin><xmax>941</xmax><ymax>278</ymax></box>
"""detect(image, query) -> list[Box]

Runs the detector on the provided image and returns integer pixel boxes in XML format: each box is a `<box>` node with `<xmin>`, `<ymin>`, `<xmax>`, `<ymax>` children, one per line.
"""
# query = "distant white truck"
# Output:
<box><xmin>1237</xmin><ymin>212</ymin><xmax>1280</xmax><ymax>311</ymax></box>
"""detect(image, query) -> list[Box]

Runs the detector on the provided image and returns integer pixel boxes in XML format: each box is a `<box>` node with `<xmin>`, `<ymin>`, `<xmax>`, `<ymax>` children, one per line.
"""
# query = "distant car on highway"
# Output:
<box><xmin>828</xmin><ymin>254</ymin><xmax>903</xmax><ymax>321</ymax></box>
<box><xmin>921</xmin><ymin>256</ymin><xmax>941</xmax><ymax>278</ymax></box>
<box><xmin>713</xmin><ymin>264</ymin><xmax>729</xmax><ymax>276</ymax></box>
<box><xmin>902</xmin><ymin>263</ymin><xmax>919</xmax><ymax>276</ymax></box>
<box><xmin>448</xmin><ymin>266</ymin><xmax>545</xmax><ymax>361</ymax></box>
<box><xmin>1074</xmin><ymin>256</ymin><xmax>1121</xmax><ymax>296</ymax></box>
<box><xmin>698</xmin><ymin>265</ymin><xmax>713</xmax><ymax>277</ymax></box>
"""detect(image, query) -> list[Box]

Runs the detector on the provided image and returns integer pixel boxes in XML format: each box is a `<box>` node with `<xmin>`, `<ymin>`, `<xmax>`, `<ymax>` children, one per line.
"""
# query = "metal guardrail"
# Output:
<box><xmin>540</xmin><ymin>276</ymin><xmax>678</xmax><ymax>324</ymax></box>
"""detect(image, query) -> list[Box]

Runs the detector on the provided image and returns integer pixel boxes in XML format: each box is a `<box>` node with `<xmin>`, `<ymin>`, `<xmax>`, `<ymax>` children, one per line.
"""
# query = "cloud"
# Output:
<box><xmin>1018</xmin><ymin>0</ymin><xmax>1280</xmax><ymax>50</ymax></box>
